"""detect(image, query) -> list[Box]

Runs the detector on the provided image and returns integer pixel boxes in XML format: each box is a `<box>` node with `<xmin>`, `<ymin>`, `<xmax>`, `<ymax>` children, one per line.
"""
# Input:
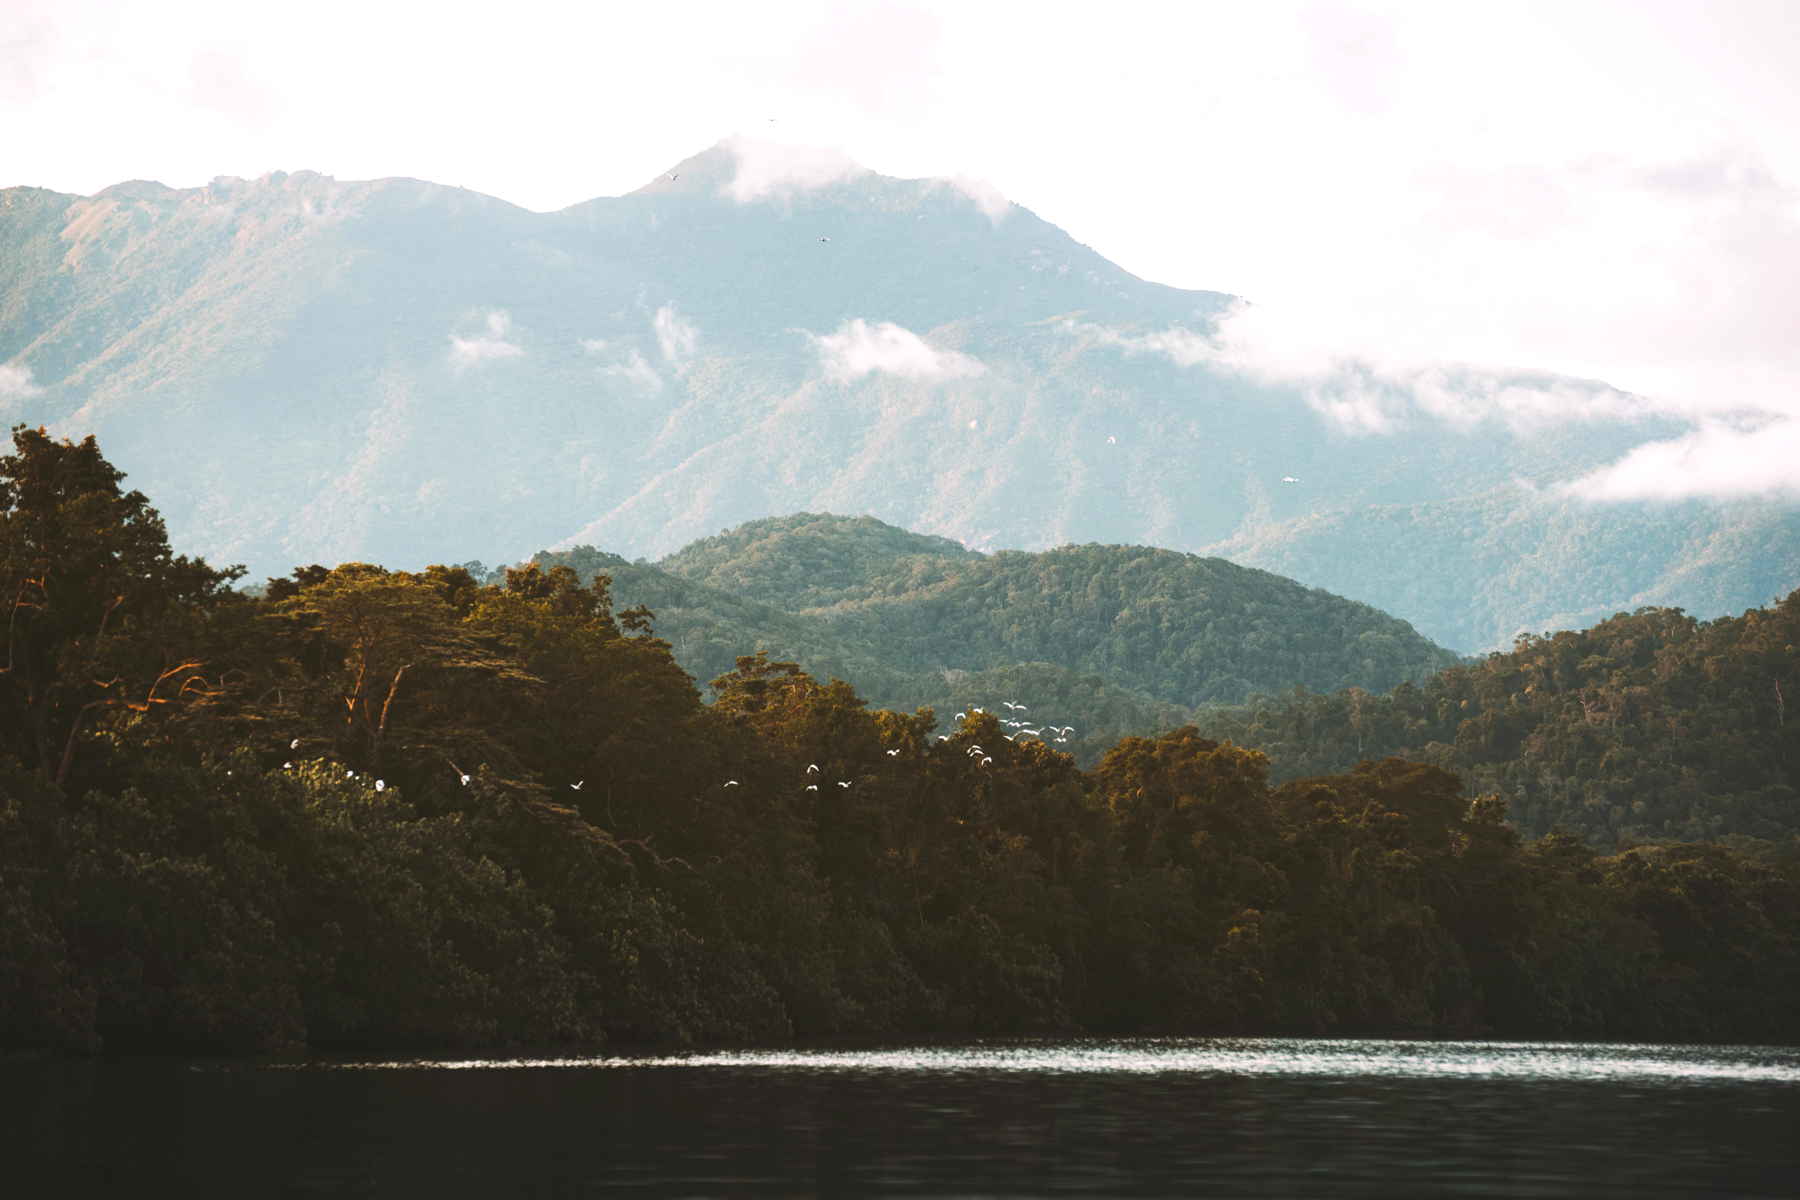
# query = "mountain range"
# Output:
<box><xmin>4</xmin><ymin>139</ymin><xmax>1796</xmax><ymax>650</ymax></box>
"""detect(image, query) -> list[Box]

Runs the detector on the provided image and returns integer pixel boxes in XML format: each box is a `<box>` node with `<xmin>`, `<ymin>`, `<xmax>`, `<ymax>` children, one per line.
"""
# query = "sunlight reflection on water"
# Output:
<box><xmin>30</xmin><ymin>1037</ymin><xmax>1800</xmax><ymax>1196</ymax></box>
<box><xmin>323</xmin><ymin>1037</ymin><xmax>1800</xmax><ymax>1084</ymax></box>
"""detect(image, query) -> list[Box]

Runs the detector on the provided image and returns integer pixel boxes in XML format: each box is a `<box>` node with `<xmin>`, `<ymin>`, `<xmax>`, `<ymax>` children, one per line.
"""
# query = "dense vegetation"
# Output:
<box><xmin>1191</xmin><ymin>598</ymin><xmax>1800</xmax><ymax>845</ymax></box>
<box><xmin>4</xmin><ymin>428</ymin><xmax>1797</xmax><ymax>1057</ymax></box>
<box><xmin>657</xmin><ymin>513</ymin><xmax>982</xmax><ymax>612</ymax></box>
<box><xmin>535</xmin><ymin>514</ymin><xmax>1461</xmax><ymax>761</ymax></box>
<box><xmin>655</xmin><ymin>514</ymin><xmax>1463</xmax><ymax>703</ymax></box>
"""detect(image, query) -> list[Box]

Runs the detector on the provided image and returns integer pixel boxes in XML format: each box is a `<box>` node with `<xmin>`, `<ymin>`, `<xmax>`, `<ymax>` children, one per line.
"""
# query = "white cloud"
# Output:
<box><xmin>724</xmin><ymin>136</ymin><xmax>864</xmax><ymax>203</ymax></box>
<box><xmin>1073</xmin><ymin>303</ymin><xmax>1656</xmax><ymax>437</ymax></box>
<box><xmin>603</xmin><ymin>350</ymin><xmax>663</xmax><ymax>393</ymax></box>
<box><xmin>0</xmin><ymin>362</ymin><xmax>45</xmax><ymax>404</ymax></box>
<box><xmin>448</xmin><ymin>310</ymin><xmax>523</xmax><ymax>369</ymax></box>
<box><xmin>586</xmin><ymin>338</ymin><xmax>663</xmax><ymax>391</ymax></box>
<box><xmin>1564</xmin><ymin>419</ymin><xmax>1800</xmax><ymax>503</ymax></box>
<box><xmin>946</xmin><ymin>174</ymin><xmax>1011</xmax><ymax>222</ymax></box>
<box><xmin>1078</xmin><ymin>322</ymin><xmax>1217</xmax><ymax>368</ymax></box>
<box><xmin>652</xmin><ymin>304</ymin><xmax>698</xmax><ymax>371</ymax></box>
<box><xmin>813</xmin><ymin>318</ymin><xmax>985</xmax><ymax>382</ymax></box>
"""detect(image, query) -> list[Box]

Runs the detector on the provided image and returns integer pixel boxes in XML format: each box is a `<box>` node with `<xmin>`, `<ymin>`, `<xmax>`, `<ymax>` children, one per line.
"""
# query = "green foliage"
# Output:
<box><xmin>5</xmin><ymin>435</ymin><xmax>1799</xmax><ymax>1057</ymax></box>
<box><xmin>0</xmin><ymin>425</ymin><xmax>243</xmax><ymax>786</ymax></box>
<box><xmin>1193</xmin><ymin>594</ymin><xmax>1800</xmax><ymax>844</ymax></box>
<box><xmin>535</xmin><ymin>514</ymin><xmax>1461</xmax><ymax>765</ymax></box>
<box><xmin>657</xmin><ymin>512</ymin><xmax>979</xmax><ymax>612</ymax></box>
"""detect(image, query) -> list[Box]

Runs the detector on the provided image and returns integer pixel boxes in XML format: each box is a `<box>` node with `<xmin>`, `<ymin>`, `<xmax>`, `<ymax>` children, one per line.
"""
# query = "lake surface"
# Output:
<box><xmin>11</xmin><ymin>1037</ymin><xmax>1800</xmax><ymax>1196</ymax></box>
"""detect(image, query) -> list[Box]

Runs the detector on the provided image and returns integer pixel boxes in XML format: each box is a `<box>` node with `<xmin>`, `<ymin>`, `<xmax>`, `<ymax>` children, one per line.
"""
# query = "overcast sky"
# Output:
<box><xmin>5</xmin><ymin>0</ymin><xmax>1798</xmax><ymax>496</ymax></box>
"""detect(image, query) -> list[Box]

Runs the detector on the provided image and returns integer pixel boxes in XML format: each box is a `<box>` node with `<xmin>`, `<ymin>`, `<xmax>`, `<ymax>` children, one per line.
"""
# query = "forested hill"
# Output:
<box><xmin>656</xmin><ymin>512</ymin><xmax>981</xmax><ymax>612</ymax></box>
<box><xmin>7</xmin><ymin>426</ymin><xmax>1799</xmax><ymax>1057</ymax></box>
<box><xmin>533</xmin><ymin>513</ymin><xmax>1461</xmax><ymax>757</ymax></box>
<box><xmin>1192</xmin><ymin>594</ymin><xmax>1800</xmax><ymax>846</ymax></box>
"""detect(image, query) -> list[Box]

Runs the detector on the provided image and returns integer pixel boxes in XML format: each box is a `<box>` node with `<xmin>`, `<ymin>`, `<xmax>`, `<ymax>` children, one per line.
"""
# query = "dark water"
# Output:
<box><xmin>10</xmin><ymin>1038</ymin><xmax>1800</xmax><ymax>1196</ymax></box>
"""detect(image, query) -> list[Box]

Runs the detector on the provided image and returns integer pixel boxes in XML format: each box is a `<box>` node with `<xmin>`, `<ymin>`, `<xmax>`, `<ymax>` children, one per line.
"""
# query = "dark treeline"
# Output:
<box><xmin>1192</xmin><ymin>597</ymin><xmax>1800</xmax><ymax>845</ymax></box>
<box><xmin>4</xmin><ymin>426</ymin><xmax>1798</xmax><ymax>1056</ymax></box>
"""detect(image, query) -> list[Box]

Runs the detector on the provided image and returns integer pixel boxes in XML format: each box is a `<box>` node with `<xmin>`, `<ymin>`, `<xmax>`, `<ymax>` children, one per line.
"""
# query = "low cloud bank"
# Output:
<box><xmin>1078</xmin><ymin>302</ymin><xmax>1800</xmax><ymax>501</ymax></box>
<box><xmin>449</xmin><ymin>311</ymin><xmax>523</xmax><ymax>369</ymax></box>
<box><xmin>813</xmin><ymin>319</ymin><xmax>985</xmax><ymax>382</ymax></box>
<box><xmin>1075</xmin><ymin>303</ymin><xmax>1653</xmax><ymax>436</ymax></box>
<box><xmin>1564</xmin><ymin>419</ymin><xmax>1800</xmax><ymax>502</ymax></box>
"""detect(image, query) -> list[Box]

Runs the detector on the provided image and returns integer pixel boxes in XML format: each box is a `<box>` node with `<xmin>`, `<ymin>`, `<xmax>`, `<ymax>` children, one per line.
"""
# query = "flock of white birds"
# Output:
<box><xmin>774</xmin><ymin>698</ymin><xmax>1079</xmax><ymax>794</ymax></box>
<box><xmin>279</xmin><ymin>698</ymin><xmax>1080</xmax><ymax>802</ymax></box>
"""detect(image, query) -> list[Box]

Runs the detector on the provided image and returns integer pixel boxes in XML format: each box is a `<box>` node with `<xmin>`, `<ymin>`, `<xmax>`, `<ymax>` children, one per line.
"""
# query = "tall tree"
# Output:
<box><xmin>0</xmin><ymin>425</ymin><xmax>241</xmax><ymax>784</ymax></box>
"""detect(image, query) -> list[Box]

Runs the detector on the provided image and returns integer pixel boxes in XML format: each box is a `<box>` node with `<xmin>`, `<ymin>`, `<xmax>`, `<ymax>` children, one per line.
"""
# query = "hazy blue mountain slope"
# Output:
<box><xmin>1212</xmin><ymin>489</ymin><xmax>1800</xmax><ymax>650</ymax></box>
<box><xmin>4</xmin><ymin>141</ymin><xmax>1792</xmax><ymax>649</ymax></box>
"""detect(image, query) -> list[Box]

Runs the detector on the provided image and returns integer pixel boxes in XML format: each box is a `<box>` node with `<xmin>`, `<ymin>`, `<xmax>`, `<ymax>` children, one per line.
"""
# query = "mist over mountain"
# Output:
<box><xmin>4</xmin><ymin>139</ymin><xmax>1795</xmax><ymax>650</ymax></box>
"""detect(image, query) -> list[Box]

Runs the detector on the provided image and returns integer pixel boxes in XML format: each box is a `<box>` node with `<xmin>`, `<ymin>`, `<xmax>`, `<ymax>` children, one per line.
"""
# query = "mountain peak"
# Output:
<box><xmin>93</xmin><ymin>179</ymin><xmax>179</xmax><ymax>202</ymax></box>
<box><xmin>632</xmin><ymin>136</ymin><xmax>873</xmax><ymax>203</ymax></box>
<box><xmin>624</xmin><ymin>136</ymin><xmax>1022</xmax><ymax>227</ymax></box>
<box><xmin>630</xmin><ymin>142</ymin><xmax>741</xmax><ymax>197</ymax></box>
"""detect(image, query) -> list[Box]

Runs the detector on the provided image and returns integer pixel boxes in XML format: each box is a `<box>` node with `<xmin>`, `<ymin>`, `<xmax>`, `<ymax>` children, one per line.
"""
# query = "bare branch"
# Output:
<box><xmin>376</xmin><ymin>663</ymin><xmax>412</xmax><ymax>743</ymax></box>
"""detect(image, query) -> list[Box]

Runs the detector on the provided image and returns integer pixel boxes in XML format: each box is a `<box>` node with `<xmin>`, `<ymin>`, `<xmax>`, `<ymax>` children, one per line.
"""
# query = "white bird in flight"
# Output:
<box><xmin>1282</xmin><ymin>476</ymin><xmax>1301</xmax><ymax>484</ymax></box>
<box><xmin>724</xmin><ymin>780</ymin><xmax>739</xmax><ymax>787</ymax></box>
<box><xmin>807</xmin><ymin>763</ymin><xmax>821</xmax><ymax>774</ymax></box>
<box><xmin>805</xmin><ymin>784</ymin><xmax>819</xmax><ymax>791</ymax></box>
<box><xmin>570</xmin><ymin>780</ymin><xmax>584</xmax><ymax>791</ymax></box>
<box><xmin>886</xmin><ymin>748</ymin><xmax>901</xmax><ymax>757</ymax></box>
<box><xmin>837</xmin><ymin>781</ymin><xmax>851</xmax><ymax>788</ymax></box>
